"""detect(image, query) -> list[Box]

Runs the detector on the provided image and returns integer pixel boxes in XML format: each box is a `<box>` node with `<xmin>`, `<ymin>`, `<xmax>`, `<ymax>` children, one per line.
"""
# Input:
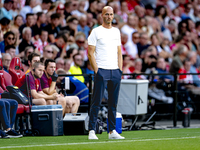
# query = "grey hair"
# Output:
<box><xmin>187</xmin><ymin>51</ymin><xmax>196</xmax><ymax>60</ymax></box>
<box><xmin>134</xmin><ymin>58</ymin><xmax>142</xmax><ymax>63</ymax></box>
<box><xmin>22</xmin><ymin>27</ymin><xmax>32</xmax><ymax>35</ymax></box>
<box><xmin>55</xmin><ymin>57</ymin><xmax>64</xmax><ymax>63</ymax></box>
<box><xmin>2</xmin><ymin>53</ymin><xmax>11</xmax><ymax>60</ymax></box>
<box><xmin>75</xmin><ymin>32</ymin><xmax>86</xmax><ymax>41</ymax></box>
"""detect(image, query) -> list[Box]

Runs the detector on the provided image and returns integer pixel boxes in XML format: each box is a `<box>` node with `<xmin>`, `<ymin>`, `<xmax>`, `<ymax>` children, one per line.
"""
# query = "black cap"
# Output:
<box><xmin>145</xmin><ymin>4</ymin><xmax>154</xmax><ymax>10</ymax></box>
<box><xmin>4</xmin><ymin>0</ymin><xmax>14</xmax><ymax>3</ymax></box>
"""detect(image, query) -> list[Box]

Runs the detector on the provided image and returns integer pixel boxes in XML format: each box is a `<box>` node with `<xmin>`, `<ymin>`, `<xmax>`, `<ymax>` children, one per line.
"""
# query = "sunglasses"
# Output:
<box><xmin>8</xmin><ymin>37</ymin><xmax>15</xmax><ymax>40</ymax></box>
<box><xmin>75</xmin><ymin>59</ymin><xmax>83</xmax><ymax>61</ymax></box>
<box><xmin>77</xmin><ymin>41</ymin><xmax>85</xmax><ymax>44</ymax></box>
<box><xmin>45</xmin><ymin>50</ymin><xmax>53</xmax><ymax>54</ymax></box>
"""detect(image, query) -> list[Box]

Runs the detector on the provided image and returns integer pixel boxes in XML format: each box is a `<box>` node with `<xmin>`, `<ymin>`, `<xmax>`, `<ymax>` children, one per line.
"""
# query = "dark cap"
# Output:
<box><xmin>145</xmin><ymin>4</ymin><xmax>154</xmax><ymax>10</ymax></box>
<box><xmin>4</xmin><ymin>0</ymin><xmax>14</xmax><ymax>3</ymax></box>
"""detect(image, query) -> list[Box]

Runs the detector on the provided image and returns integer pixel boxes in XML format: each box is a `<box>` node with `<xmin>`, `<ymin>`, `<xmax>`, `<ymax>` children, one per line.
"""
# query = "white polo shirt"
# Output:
<box><xmin>88</xmin><ymin>26</ymin><xmax>121</xmax><ymax>69</ymax></box>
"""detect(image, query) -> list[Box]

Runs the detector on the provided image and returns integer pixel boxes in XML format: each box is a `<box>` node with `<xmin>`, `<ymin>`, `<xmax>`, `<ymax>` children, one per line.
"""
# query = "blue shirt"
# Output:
<box><xmin>0</xmin><ymin>41</ymin><xmax>5</xmax><ymax>53</ymax></box>
<box><xmin>77</xmin><ymin>25</ymin><xmax>90</xmax><ymax>38</ymax></box>
<box><xmin>0</xmin><ymin>7</ymin><xmax>13</xmax><ymax>20</ymax></box>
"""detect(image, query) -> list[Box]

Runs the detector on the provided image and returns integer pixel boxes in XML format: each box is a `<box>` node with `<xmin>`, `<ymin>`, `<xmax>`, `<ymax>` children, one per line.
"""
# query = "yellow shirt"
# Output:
<box><xmin>69</xmin><ymin>66</ymin><xmax>85</xmax><ymax>83</ymax></box>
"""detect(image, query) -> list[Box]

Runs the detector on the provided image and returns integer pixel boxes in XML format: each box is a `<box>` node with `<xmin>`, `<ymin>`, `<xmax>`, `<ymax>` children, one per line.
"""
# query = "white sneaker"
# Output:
<box><xmin>109</xmin><ymin>130</ymin><xmax>125</xmax><ymax>139</ymax></box>
<box><xmin>88</xmin><ymin>130</ymin><xmax>98</xmax><ymax>140</ymax></box>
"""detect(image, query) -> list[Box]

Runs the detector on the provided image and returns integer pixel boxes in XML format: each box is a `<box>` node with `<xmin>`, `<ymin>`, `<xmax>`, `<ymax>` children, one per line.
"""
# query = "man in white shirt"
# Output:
<box><xmin>87</xmin><ymin>6</ymin><xmax>125</xmax><ymax>140</ymax></box>
<box><xmin>121</xmin><ymin>15</ymin><xmax>138</xmax><ymax>43</ymax></box>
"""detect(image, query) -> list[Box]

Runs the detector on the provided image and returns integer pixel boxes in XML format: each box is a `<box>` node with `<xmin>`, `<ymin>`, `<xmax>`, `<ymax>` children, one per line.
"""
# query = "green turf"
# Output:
<box><xmin>1</xmin><ymin>128</ymin><xmax>200</xmax><ymax>150</ymax></box>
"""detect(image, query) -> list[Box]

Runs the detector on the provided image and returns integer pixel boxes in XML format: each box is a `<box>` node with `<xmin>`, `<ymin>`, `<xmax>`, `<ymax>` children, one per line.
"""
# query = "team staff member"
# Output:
<box><xmin>15</xmin><ymin>62</ymin><xmax>60</xmax><ymax>105</ymax></box>
<box><xmin>87</xmin><ymin>6</ymin><xmax>124</xmax><ymax>140</ymax></box>
<box><xmin>40</xmin><ymin>59</ymin><xmax>80</xmax><ymax>115</ymax></box>
<box><xmin>25</xmin><ymin>52</ymin><xmax>40</xmax><ymax>74</ymax></box>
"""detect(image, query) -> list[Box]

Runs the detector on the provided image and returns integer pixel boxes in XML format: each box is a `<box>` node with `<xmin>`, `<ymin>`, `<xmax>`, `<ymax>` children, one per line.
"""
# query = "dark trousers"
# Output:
<box><xmin>89</xmin><ymin>68</ymin><xmax>122</xmax><ymax>131</ymax></box>
<box><xmin>0</xmin><ymin>99</ymin><xmax>18</xmax><ymax>129</ymax></box>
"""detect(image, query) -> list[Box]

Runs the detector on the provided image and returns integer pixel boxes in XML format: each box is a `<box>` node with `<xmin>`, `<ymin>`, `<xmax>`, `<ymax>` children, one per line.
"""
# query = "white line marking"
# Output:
<box><xmin>0</xmin><ymin>136</ymin><xmax>198</xmax><ymax>149</ymax></box>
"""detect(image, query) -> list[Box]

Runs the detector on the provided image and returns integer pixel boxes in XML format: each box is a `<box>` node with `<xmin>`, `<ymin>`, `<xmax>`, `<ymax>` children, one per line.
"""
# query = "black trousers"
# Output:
<box><xmin>89</xmin><ymin>68</ymin><xmax>122</xmax><ymax>131</ymax></box>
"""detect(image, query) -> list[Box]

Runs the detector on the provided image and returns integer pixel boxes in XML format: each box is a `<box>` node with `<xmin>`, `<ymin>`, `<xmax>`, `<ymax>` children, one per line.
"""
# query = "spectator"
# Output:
<box><xmin>19</xmin><ymin>13</ymin><xmax>35</xmax><ymax>38</ymax></box>
<box><xmin>117</xmin><ymin>0</ymin><xmax>129</xmax><ymax>23</ymax></box>
<box><xmin>9</xmin><ymin>0</ymin><xmax>19</xmax><ymax>18</ymax></box>
<box><xmin>55</xmin><ymin>57</ymin><xmax>64</xmax><ymax>70</ymax></box>
<box><xmin>169</xmin><ymin>45</ymin><xmax>188</xmax><ymax>73</ymax></box>
<box><xmin>0</xmin><ymin>17</ymin><xmax>11</xmax><ymax>35</ymax></box>
<box><xmin>13</xmin><ymin>15</ymin><xmax>23</xmax><ymax>29</ymax></box>
<box><xmin>56</xmin><ymin>3</ymin><xmax>66</xmax><ymax>27</ymax></box>
<box><xmin>5</xmin><ymin>45</ymin><xmax>16</xmax><ymax>58</ymax></box>
<box><xmin>15</xmin><ymin>61</ymin><xmax>58</xmax><ymax>105</ymax></box>
<box><xmin>2</xmin><ymin>53</ymin><xmax>12</xmax><ymax>73</ymax></box>
<box><xmin>44</xmin><ymin>13</ymin><xmax>61</xmax><ymax>43</ymax></box>
<box><xmin>0</xmin><ymin>31</ymin><xmax>16</xmax><ymax>54</ymax></box>
<box><xmin>53</xmin><ymin>34</ymin><xmax>68</xmax><ymax>58</ymax></box>
<box><xmin>137</xmin><ymin>32</ymin><xmax>150</xmax><ymax>57</ymax></box>
<box><xmin>34</xmin><ymin>29</ymin><xmax>48</xmax><ymax>56</ymax></box>
<box><xmin>69</xmin><ymin>53</ymin><xmax>85</xmax><ymax>83</ymax></box>
<box><xmin>64</xmin><ymin>58</ymin><xmax>72</xmax><ymax>74</ymax></box>
<box><xmin>61</xmin><ymin>16</ymin><xmax>78</xmax><ymax>37</ymax></box>
<box><xmin>181</xmin><ymin>3</ymin><xmax>192</xmax><ymax>20</ymax></box>
<box><xmin>124</xmin><ymin>31</ymin><xmax>140</xmax><ymax>59</ymax></box>
<box><xmin>23</xmin><ymin>46</ymin><xmax>34</xmax><ymax>61</ymax></box>
<box><xmin>134</xmin><ymin>5</ymin><xmax>145</xmax><ymax>18</ymax></box>
<box><xmin>156</xmin><ymin>57</ymin><xmax>174</xmax><ymax>81</ymax></box>
<box><xmin>64</xmin><ymin>0</ymin><xmax>73</xmax><ymax>19</ymax></box>
<box><xmin>155</xmin><ymin>5</ymin><xmax>168</xmax><ymax>31</ymax></box>
<box><xmin>42</xmin><ymin>45</ymin><xmax>54</xmax><ymax>61</ymax></box>
<box><xmin>32</xmin><ymin>12</ymin><xmax>47</xmax><ymax>40</ymax></box>
<box><xmin>65</xmin><ymin>47</ymin><xmax>78</xmax><ymax>64</ymax></box>
<box><xmin>121</xmin><ymin>15</ymin><xmax>138</xmax><ymax>43</ymax></box>
<box><xmin>145</xmin><ymin>4</ymin><xmax>155</xmax><ymax>17</ymax></box>
<box><xmin>25</xmin><ymin>52</ymin><xmax>40</xmax><ymax>74</ymax></box>
<box><xmin>71</xmin><ymin>0</ymin><xmax>87</xmax><ymax>18</ymax></box>
<box><xmin>86</xmin><ymin>13</ymin><xmax>94</xmax><ymax>28</ymax></box>
<box><xmin>51</xmin><ymin>44</ymin><xmax>60</xmax><ymax>60</ymax></box>
<box><xmin>134</xmin><ymin>58</ymin><xmax>146</xmax><ymax>79</ymax></box>
<box><xmin>87</xmin><ymin>0</ymin><xmax>98</xmax><ymax>19</ymax></box>
<box><xmin>0</xmin><ymin>99</ymin><xmax>23</xmax><ymax>138</ymax></box>
<box><xmin>19</xmin><ymin>27</ymin><xmax>35</xmax><ymax>54</ymax></box>
<box><xmin>33</xmin><ymin>0</ymin><xmax>52</xmax><ymax>14</ymax></box>
<box><xmin>40</xmin><ymin>59</ymin><xmax>80</xmax><ymax>115</ymax></box>
<box><xmin>20</xmin><ymin>0</ymin><xmax>36</xmax><ymax>22</ymax></box>
<box><xmin>75</xmin><ymin>32</ymin><xmax>86</xmax><ymax>50</ymax></box>
<box><xmin>77</xmin><ymin>15</ymin><xmax>90</xmax><ymax>38</ymax></box>
<box><xmin>0</xmin><ymin>0</ymin><xmax>13</xmax><ymax>20</ymax></box>
<box><xmin>92</xmin><ymin>13</ymin><xmax>102</xmax><ymax>29</ymax></box>
<box><xmin>122</xmin><ymin>54</ymin><xmax>134</xmax><ymax>79</ymax></box>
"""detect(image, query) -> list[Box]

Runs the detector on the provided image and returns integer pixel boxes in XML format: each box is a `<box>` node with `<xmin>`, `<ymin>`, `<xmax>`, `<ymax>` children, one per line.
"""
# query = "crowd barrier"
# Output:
<box><xmin>58</xmin><ymin>72</ymin><xmax>200</xmax><ymax>127</ymax></box>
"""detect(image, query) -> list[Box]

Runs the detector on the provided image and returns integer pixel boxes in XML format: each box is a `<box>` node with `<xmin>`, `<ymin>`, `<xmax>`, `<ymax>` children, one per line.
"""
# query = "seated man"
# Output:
<box><xmin>56</xmin><ymin>68</ymin><xmax>89</xmax><ymax>104</ymax></box>
<box><xmin>2</xmin><ymin>53</ymin><xmax>11</xmax><ymax>73</ymax></box>
<box><xmin>25</xmin><ymin>52</ymin><xmax>40</xmax><ymax>74</ymax></box>
<box><xmin>15</xmin><ymin>62</ymin><xmax>59</xmax><ymax>105</ymax></box>
<box><xmin>40</xmin><ymin>59</ymin><xmax>80</xmax><ymax>114</ymax></box>
<box><xmin>0</xmin><ymin>99</ymin><xmax>23</xmax><ymax>138</ymax></box>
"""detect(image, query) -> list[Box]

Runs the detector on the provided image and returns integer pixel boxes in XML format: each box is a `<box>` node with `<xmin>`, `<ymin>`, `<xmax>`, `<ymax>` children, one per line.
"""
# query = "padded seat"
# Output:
<box><xmin>17</xmin><ymin>104</ymin><xmax>24</xmax><ymax>114</ymax></box>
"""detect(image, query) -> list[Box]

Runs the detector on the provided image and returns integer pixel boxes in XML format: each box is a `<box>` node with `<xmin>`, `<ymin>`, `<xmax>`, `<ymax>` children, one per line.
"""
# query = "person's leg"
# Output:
<box><xmin>107</xmin><ymin>69</ymin><xmax>122</xmax><ymax>132</ymax></box>
<box><xmin>46</xmin><ymin>100</ymin><xmax>54</xmax><ymax>105</ymax></box>
<box><xmin>57</xmin><ymin>97</ymin><xmax>66</xmax><ymax>116</ymax></box>
<box><xmin>32</xmin><ymin>98</ymin><xmax>46</xmax><ymax>105</ymax></box>
<box><xmin>89</xmin><ymin>69</ymin><xmax>108</xmax><ymax>131</ymax></box>
<box><xmin>64</xmin><ymin>96</ymin><xmax>80</xmax><ymax>113</ymax></box>
<box><xmin>5</xmin><ymin>99</ymin><xmax>18</xmax><ymax>128</ymax></box>
<box><xmin>0</xmin><ymin>100</ymin><xmax>11</xmax><ymax>130</ymax></box>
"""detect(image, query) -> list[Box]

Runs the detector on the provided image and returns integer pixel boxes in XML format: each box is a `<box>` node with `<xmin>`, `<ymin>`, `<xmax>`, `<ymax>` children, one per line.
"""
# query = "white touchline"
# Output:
<box><xmin>0</xmin><ymin>136</ymin><xmax>198</xmax><ymax>149</ymax></box>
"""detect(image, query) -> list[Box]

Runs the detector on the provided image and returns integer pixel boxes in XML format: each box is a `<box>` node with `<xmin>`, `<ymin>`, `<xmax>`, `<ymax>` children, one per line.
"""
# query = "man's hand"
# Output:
<box><xmin>52</xmin><ymin>93</ymin><xmax>60</xmax><ymax>100</ymax></box>
<box><xmin>51</xmin><ymin>71</ymin><xmax>58</xmax><ymax>82</ymax></box>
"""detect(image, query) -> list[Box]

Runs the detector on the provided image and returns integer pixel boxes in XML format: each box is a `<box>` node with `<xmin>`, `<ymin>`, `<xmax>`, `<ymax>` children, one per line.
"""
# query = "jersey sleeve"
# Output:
<box><xmin>40</xmin><ymin>75</ymin><xmax>50</xmax><ymax>89</ymax></box>
<box><xmin>88</xmin><ymin>29</ymin><xmax>97</xmax><ymax>46</ymax></box>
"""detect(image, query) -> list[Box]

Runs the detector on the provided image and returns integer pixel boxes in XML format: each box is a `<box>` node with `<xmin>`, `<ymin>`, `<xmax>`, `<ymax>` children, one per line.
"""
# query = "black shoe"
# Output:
<box><xmin>6</xmin><ymin>129</ymin><xmax>23</xmax><ymax>138</ymax></box>
<box><xmin>0</xmin><ymin>130</ymin><xmax>9</xmax><ymax>139</ymax></box>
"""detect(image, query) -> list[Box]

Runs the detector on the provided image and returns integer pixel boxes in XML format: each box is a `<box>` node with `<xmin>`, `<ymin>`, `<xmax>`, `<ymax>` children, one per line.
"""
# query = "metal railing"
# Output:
<box><xmin>58</xmin><ymin>72</ymin><xmax>200</xmax><ymax>127</ymax></box>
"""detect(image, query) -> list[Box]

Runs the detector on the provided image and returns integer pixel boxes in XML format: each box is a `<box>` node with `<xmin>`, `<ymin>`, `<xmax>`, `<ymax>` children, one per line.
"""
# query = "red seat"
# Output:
<box><xmin>0</xmin><ymin>58</ymin><xmax>12</xmax><ymax>91</ymax></box>
<box><xmin>9</xmin><ymin>57</ymin><xmax>25</xmax><ymax>85</ymax></box>
<box><xmin>17</xmin><ymin>104</ymin><xmax>24</xmax><ymax>114</ymax></box>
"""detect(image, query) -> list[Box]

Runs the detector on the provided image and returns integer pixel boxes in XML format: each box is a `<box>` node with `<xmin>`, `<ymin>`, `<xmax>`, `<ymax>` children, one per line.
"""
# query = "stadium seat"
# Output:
<box><xmin>9</xmin><ymin>57</ymin><xmax>25</xmax><ymax>85</ymax></box>
<box><xmin>0</xmin><ymin>58</ymin><xmax>12</xmax><ymax>91</ymax></box>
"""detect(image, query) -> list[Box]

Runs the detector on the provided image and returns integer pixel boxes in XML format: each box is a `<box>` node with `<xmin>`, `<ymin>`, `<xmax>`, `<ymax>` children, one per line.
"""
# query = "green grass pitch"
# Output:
<box><xmin>1</xmin><ymin>128</ymin><xmax>200</xmax><ymax>150</ymax></box>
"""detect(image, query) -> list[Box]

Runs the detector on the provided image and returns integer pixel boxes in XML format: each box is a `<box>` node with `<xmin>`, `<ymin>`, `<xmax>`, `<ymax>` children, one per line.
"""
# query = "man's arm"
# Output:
<box><xmin>42</xmin><ymin>84</ymin><xmax>57</xmax><ymax>95</ymax></box>
<box><xmin>88</xmin><ymin>45</ymin><xmax>98</xmax><ymax>73</ymax></box>
<box><xmin>117</xmin><ymin>45</ymin><xmax>123</xmax><ymax>71</ymax></box>
<box><xmin>31</xmin><ymin>89</ymin><xmax>57</xmax><ymax>100</ymax></box>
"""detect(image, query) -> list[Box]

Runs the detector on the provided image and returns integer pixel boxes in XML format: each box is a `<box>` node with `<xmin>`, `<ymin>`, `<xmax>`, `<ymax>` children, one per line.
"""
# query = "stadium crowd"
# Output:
<box><xmin>1</xmin><ymin>0</ymin><xmax>200</xmax><ymax>137</ymax></box>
